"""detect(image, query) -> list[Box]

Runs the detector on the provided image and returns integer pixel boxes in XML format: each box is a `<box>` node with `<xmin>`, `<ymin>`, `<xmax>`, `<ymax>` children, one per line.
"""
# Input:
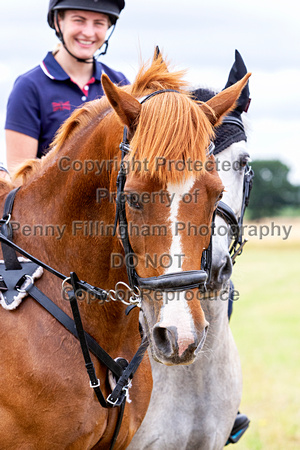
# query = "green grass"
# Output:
<box><xmin>278</xmin><ymin>207</ymin><xmax>300</xmax><ymax>217</ymax></box>
<box><xmin>230</xmin><ymin>238</ymin><xmax>300</xmax><ymax>449</ymax></box>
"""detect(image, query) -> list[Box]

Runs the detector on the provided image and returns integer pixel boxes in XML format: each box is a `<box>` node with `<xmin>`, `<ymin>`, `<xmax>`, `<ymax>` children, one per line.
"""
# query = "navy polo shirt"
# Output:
<box><xmin>5</xmin><ymin>52</ymin><xmax>130</xmax><ymax>158</ymax></box>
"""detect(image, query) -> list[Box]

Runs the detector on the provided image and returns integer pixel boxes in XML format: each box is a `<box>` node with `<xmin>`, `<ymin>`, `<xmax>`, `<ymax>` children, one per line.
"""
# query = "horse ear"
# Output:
<box><xmin>101</xmin><ymin>74</ymin><xmax>141</xmax><ymax>129</ymax></box>
<box><xmin>153</xmin><ymin>45</ymin><xmax>161</xmax><ymax>61</ymax></box>
<box><xmin>200</xmin><ymin>73</ymin><xmax>251</xmax><ymax>126</ymax></box>
<box><xmin>223</xmin><ymin>49</ymin><xmax>251</xmax><ymax>113</ymax></box>
<box><xmin>152</xmin><ymin>45</ymin><xmax>168</xmax><ymax>71</ymax></box>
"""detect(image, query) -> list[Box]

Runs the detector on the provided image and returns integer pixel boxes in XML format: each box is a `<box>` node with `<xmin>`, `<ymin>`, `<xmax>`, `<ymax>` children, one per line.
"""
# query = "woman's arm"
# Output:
<box><xmin>6</xmin><ymin>130</ymin><xmax>38</xmax><ymax>173</ymax></box>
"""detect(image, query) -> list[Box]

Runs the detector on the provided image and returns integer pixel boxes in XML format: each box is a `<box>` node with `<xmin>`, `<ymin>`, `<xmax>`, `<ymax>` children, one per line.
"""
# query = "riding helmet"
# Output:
<box><xmin>47</xmin><ymin>0</ymin><xmax>125</xmax><ymax>28</ymax></box>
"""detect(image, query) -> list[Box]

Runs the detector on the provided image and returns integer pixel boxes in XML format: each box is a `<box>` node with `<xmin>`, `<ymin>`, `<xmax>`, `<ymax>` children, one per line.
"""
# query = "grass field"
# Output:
<box><xmin>229</xmin><ymin>218</ymin><xmax>300</xmax><ymax>449</ymax></box>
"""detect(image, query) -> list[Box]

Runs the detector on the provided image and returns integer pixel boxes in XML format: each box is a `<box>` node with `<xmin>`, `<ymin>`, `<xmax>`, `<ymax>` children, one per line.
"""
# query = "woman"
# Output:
<box><xmin>5</xmin><ymin>0</ymin><xmax>128</xmax><ymax>173</ymax></box>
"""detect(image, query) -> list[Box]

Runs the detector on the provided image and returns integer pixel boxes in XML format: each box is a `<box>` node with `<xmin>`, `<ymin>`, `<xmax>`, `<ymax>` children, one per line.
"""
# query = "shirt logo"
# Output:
<box><xmin>52</xmin><ymin>101</ymin><xmax>71</xmax><ymax>112</ymax></box>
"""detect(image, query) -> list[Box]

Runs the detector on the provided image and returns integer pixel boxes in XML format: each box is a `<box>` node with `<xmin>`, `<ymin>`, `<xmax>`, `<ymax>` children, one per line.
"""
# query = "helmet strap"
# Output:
<box><xmin>54</xmin><ymin>10</ymin><xmax>115</xmax><ymax>64</ymax></box>
<box><xmin>93</xmin><ymin>24</ymin><xmax>115</xmax><ymax>59</ymax></box>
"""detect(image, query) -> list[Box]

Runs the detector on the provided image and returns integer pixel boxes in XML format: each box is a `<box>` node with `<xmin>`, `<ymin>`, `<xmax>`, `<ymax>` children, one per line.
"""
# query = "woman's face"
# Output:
<box><xmin>57</xmin><ymin>9</ymin><xmax>110</xmax><ymax>60</ymax></box>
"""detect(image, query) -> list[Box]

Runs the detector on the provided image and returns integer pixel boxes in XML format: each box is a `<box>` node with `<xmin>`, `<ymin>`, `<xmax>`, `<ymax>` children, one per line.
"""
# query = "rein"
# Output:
<box><xmin>0</xmin><ymin>188</ymin><xmax>149</xmax><ymax>450</ymax></box>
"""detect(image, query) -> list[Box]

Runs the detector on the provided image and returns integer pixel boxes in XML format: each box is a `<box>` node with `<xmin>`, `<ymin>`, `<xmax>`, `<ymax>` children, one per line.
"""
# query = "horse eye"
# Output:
<box><xmin>127</xmin><ymin>194</ymin><xmax>143</xmax><ymax>210</ymax></box>
<box><xmin>239</xmin><ymin>153</ymin><xmax>250</xmax><ymax>169</ymax></box>
<box><xmin>215</xmin><ymin>191</ymin><xmax>223</xmax><ymax>207</ymax></box>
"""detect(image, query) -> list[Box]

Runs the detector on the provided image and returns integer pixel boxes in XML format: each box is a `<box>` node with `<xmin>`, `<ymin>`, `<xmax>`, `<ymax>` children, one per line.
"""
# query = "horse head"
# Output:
<box><xmin>103</xmin><ymin>52</ymin><xmax>251</xmax><ymax>365</ymax></box>
<box><xmin>193</xmin><ymin>50</ymin><xmax>251</xmax><ymax>293</ymax></box>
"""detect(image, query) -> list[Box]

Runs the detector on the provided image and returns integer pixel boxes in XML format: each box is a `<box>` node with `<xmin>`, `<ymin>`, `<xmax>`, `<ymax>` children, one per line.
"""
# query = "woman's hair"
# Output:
<box><xmin>58</xmin><ymin>9</ymin><xmax>65</xmax><ymax>19</ymax></box>
<box><xmin>52</xmin><ymin>42</ymin><xmax>62</xmax><ymax>56</ymax></box>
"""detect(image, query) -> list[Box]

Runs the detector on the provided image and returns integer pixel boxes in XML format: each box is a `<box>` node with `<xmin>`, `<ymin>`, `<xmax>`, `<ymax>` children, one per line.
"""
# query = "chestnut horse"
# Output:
<box><xmin>129</xmin><ymin>51</ymin><xmax>252</xmax><ymax>450</ymax></box>
<box><xmin>0</xmin><ymin>53</ymin><xmax>249</xmax><ymax>449</ymax></box>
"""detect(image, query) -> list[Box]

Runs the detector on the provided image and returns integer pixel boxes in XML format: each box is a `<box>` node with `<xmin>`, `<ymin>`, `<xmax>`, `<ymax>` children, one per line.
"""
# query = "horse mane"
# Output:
<box><xmin>12</xmin><ymin>159</ymin><xmax>42</xmax><ymax>185</ymax></box>
<box><xmin>127</xmin><ymin>92</ymin><xmax>213</xmax><ymax>184</ymax></box>
<box><xmin>0</xmin><ymin>178</ymin><xmax>14</xmax><ymax>197</ymax></box>
<box><xmin>131</xmin><ymin>56</ymin><xmax>188</xmax><ymax>97</ymax></box>
<box><xmin>13</xmin><ymin>53</ymin><xmax>214</xmax><ymax>186</ymax></box>
<box><xmin>127</xmin><ymin>57</ymin><xmax>214</xmax><ymax>184</ymax></box>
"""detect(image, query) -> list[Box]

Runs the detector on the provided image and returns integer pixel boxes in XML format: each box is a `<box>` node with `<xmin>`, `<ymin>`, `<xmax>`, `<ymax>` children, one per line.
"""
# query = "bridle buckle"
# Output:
<box><xmin>231</xmin><ymin>238</ymin><xmax>248</xmax><ymax>263</ymax></box>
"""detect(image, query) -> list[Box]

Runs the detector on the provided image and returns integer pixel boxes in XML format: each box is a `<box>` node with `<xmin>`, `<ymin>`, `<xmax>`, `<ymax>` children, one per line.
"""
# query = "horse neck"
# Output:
<box><xmin>7</xmin><ymin>127</ymin><xmax>133</xmax><ymax>336</ymax></box>
<box><xmin>13</xmin><ymin>118</ymin><xmax>118</xmax><ymax>244</ymax></box>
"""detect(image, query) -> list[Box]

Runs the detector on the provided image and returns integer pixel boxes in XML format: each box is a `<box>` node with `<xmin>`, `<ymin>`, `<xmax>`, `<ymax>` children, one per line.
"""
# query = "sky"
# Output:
<box><xmin>1</xmin><ymin>0</ymin><xmax>299</xmax><ymax>184</ymax></box>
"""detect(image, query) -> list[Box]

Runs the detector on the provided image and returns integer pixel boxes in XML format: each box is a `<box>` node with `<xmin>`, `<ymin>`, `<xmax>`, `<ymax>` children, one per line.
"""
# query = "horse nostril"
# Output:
<box><xmin>152</xmin><ymin>325</ymin><xmax>177</xmax><ymax>357</ymax></box>
<box><xmin>218</xmin><ymin>255</ymin><xmax>232</xmax><ymax>282</ymax></box>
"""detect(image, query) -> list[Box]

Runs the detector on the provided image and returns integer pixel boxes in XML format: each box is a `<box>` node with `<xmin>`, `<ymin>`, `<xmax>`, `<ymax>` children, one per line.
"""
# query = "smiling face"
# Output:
<box><xmin>57</xmin><ymin>9</ymin><xmax>110</xmax><ymax>60</ymax></box>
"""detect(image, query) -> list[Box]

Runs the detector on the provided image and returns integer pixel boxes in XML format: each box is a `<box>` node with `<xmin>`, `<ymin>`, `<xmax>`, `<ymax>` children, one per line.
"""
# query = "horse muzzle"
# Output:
<box><xmin>137</xmin><ymin>273</ymin><xmax>210</xmax><ymax>366</ymax></box>
<box><xmin>150</xmin><ymin>321</ymin><xmax>209</xmax><ymax>365</ymax></box>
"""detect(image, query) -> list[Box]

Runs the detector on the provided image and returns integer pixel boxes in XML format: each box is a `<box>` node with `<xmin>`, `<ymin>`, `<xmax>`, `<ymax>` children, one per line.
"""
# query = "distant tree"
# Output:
<box><xmin>247</xmin><ymin>160</ymin><xmax>300</xmax><ymax>219</ymax></box>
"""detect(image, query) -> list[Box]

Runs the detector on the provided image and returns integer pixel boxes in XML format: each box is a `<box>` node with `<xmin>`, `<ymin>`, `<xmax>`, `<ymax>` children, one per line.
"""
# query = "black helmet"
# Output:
<box><xmin>48</xmin><ymin>0</ymin><xmax>125</xmax><ymax>28</ymax></box>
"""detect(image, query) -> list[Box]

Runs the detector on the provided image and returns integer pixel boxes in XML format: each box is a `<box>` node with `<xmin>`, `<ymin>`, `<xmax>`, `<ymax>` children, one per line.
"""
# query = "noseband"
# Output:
<box><xmin>215</xmin><ymin>116</ymin><xmax>254</xmax><ymax>263</ymax></box>
<box><xmin>114</xmin><ymin>89</ymin><xmax>215</xmax><ymax>294</ymax></box>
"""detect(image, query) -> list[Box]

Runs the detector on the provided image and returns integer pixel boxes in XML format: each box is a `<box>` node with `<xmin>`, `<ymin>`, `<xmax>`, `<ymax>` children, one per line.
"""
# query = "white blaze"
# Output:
<box><xmin>160</xmin><ymin>177</ymin><xmax>196</xmax><ymax>356</ymax></box>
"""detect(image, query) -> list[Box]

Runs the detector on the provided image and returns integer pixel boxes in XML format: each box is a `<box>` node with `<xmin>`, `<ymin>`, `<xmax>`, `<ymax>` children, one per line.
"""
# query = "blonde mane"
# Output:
<box><xmin>131</xmin><ymin>56</ymin><xmax>188</xmax><ymax>97</ymax></box>
<box><xmin>13</xmin><ymin>53</ymin><xmax>213</xmax><ymax>186</ymax></box>
<box><xmin>127</xmin><ymin>56</ymin><xmax>214</xmax><ymax>184</ymax></box>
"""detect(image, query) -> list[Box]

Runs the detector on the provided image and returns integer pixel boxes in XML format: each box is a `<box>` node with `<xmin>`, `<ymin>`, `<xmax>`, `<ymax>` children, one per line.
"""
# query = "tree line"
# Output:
<box><xmin>246</xmin><ymin>160</ymin><xmax>300</xmax><ymax>219</ymax></box>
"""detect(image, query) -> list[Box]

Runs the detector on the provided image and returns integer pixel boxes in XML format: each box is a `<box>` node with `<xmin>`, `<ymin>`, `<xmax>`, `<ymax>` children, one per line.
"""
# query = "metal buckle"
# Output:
<box><xmin>16</xmin><ymin>274</ymin><xmax>34</xmax><ymax>293</ymax></box>
<box><xmin>121</xmin><ymin>384</ymin><xmax>130</xmax><ymax>397</ymax></box>
<box><xmin>119</xmin><ymin>142</ymin><xmax>131</xmax><ymax>154</ymax></box>
<box><xmin>90</xmin><ymin>379</ymin><xmax>100</xmax><ymax>389</ymax></box>
<box><xmin>106</xmin><ymin>383</ymin><xmax>130</xmax><ymax>407</ymax></box>
<box><xmin>207</xmin><ymin>141</ymin><xmax>215</xmax><ymax>156</ymax></box>
<box><xmin>231</xmin><ymin>239</ymin><xmax>248</xmax><ymax>263</ymax></box>
<box><xmin>106</xmin><ymin>394</ymin><xmax>120</xmax><ymax>407</ymax></box>
<box><xmin>4</xmin><ymin>214</ymin><xmax>11</xmax><ymax>225</ymax></box>
<box><xmin>106</xmin><ymin>282</ymin><xmax>141</xmax><ymax>306</ymax></box>
<box><xmin>62</xmin><ymin>277</ymin><xmax>71</xmax><ymax>291</ymax></box>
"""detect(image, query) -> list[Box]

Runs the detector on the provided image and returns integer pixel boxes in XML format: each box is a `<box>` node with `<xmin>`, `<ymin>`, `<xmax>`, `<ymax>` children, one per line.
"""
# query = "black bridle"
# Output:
<box><xmin>114</xmin><ymin>89</ymin><xmax>216</xmax><ymax>295</ymax></box>
<box><xmin>215</xmin><ymin>115</ymin><xmax>254</xmax><ymax>263</ymax></box>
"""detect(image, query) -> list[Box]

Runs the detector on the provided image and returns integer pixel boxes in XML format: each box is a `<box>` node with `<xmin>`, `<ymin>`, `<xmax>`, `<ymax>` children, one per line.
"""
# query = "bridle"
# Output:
<box><xmin>114</xmin><ymin>89</ymin><xmax>216</xmax><ymax>296</ymax></box>
<box><xmin>0</xmin><ymin>90</ymin><xmax>251</xmax><ymax>449</ymax></box>
<box><xmin>215</xmin><ymin>116</ymin><xmax>254</xmax><ymax>263</ymax></box>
